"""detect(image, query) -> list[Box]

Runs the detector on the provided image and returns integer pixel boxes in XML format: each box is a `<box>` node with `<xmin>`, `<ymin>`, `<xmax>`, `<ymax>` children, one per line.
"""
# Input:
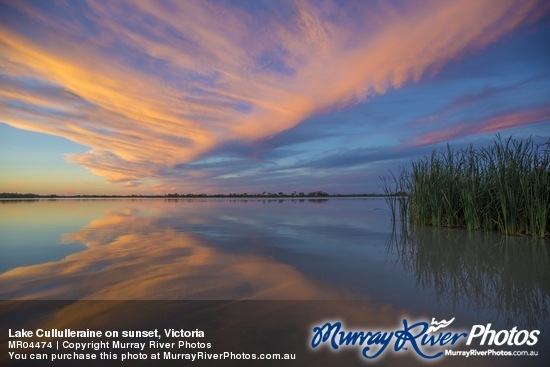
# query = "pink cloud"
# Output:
<box><xmin>414</xmin><ymin>107</ymin><xmax>550</xmax><ymax>147</ymax></box>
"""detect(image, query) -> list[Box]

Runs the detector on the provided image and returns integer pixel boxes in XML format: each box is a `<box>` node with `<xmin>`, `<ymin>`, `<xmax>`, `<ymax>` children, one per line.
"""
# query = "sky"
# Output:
<box><xmin>0</xmin><ymin>0</ymin><xmax>549</xmax><ymax>195</ymax></box>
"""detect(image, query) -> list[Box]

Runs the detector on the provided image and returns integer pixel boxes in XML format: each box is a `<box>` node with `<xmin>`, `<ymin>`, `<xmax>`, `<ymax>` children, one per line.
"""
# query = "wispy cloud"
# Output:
<box><xmin>413</xmin><ymin>107</ymin><xmax>550</xmax><ymax>147</ymax></box>
<box><xmin>0</xmin><ymin>0</ymin><xmax>546</xmax><ymax>189</ymax></box>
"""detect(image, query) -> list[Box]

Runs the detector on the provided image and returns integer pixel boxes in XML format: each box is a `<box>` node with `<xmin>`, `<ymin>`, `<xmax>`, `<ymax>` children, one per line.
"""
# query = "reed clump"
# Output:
<box><xmin>388</xmin><ymin>136</ymin><xmax>549</xmax><ymax>237</ymax></box>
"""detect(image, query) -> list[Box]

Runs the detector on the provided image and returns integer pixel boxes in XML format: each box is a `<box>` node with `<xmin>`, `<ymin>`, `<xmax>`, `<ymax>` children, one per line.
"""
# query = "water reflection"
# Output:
<box><xmin>0</xmin><ymin>202</ymin><xmax>419</xmax><ymax>365</ymax></box>
<box><xmin>166</xmin><ymin>198</ymin><xmax>330</xmax><ymax>204</ymax></box>
<box><xmin>1</xmin><ymin>198</ymin><xmax>549</xmax><ymax>326</ymax></box>
<box><xmin>387</xmin><ymin>223</ymin><xmax>550</xmax><ymax>328</ymax></box>
<box><xmin>1</xmin><ymin>199</ymin><xmax>549</xmax><ymax>366</ymax></box>
<box><xmin>0</xmin><ymin>208</ymin><xmax>345</xmax><ymax>300</ymax></box>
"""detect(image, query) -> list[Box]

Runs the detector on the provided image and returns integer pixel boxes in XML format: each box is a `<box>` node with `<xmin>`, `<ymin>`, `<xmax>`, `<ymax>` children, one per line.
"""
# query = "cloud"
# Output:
<box><xmin>412</xmin><ymin>74</ymin><xmax>548</xmax><ymax>127</ymax></box>
<box><xmin>0</xmin><ymin>0</ymin><xmax>545</xmax><ymax>187</ymax></box>
<box><xmin>413</xmin><ymin>107</ymin><xmax>550</xmax><ymax>147</ymax></box>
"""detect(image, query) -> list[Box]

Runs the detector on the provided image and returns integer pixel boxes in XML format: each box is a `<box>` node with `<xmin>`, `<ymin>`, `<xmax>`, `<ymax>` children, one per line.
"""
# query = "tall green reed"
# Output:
<box><xmin>383</xmin><ymin>136</ymin><xmax>549</xmax><ymax>237</ymax></box>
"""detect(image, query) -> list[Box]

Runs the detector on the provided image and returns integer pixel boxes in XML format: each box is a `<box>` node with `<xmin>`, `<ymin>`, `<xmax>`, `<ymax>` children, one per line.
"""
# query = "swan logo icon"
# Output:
<box><xmin>427</xmin><ymin>317</ymin><xmax>455</xmax><ymax>333</ymax></box>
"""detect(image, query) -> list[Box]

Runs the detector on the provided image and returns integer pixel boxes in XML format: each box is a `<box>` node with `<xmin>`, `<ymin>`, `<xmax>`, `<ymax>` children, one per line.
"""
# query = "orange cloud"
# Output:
<box><xmin>0</xmin><ymin>0</ymin><xmax>545</xmax><ymax>185</ymax></box>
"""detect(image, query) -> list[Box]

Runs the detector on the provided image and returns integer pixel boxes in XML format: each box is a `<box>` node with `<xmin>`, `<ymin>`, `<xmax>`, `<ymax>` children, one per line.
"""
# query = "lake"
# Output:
<box><xmin>0</xmin><ymin>198</ymin><xmax>548</xmax><ymax>366</ymax></box>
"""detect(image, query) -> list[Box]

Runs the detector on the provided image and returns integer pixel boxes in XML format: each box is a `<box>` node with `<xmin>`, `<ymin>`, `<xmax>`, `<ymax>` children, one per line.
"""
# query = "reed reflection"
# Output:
<box><xmin>387</xmin><ymin>223</ymin><xmax>550</xmax><ymax>328</ymax></box>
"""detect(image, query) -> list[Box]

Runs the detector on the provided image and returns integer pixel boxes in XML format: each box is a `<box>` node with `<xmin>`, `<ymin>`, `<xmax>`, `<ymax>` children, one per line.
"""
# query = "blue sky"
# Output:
<box><xmin>0</xmin><ymin>0</ymin><xmax>548</xmax><ymax>194</ymax></box>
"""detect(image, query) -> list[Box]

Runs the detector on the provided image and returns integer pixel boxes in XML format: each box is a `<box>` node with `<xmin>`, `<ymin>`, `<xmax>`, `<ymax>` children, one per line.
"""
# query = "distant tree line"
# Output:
<box><xmin>0</xmin><ymin>193</ymin><xmax>42</xmax><ymax>198</ymax></box>
<box><xmin>1</xmin><ymin>191</ymin><xmax>395</xmax><ymax>199</ymax></box>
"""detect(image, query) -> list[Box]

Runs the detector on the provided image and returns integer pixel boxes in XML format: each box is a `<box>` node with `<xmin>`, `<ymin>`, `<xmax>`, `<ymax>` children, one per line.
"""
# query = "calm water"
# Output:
<box><xmin>1</xmin><ymin>198</ymin><xmax>549</xmax><ymax>365</ymax></box>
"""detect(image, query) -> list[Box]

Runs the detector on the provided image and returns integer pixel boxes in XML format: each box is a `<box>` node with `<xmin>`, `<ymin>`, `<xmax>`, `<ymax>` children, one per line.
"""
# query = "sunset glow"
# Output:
<box><xmin>1</xmin><ymin>0</ymin><xmax>548</xmax><ymax>194</ymax></box>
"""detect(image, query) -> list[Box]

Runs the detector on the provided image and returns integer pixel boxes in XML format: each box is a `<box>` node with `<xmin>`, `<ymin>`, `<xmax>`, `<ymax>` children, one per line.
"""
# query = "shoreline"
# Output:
<box><xmin>0</xmin><ymin>193</ymin><xmax>402</xmax><ymax>199</ymax></box>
